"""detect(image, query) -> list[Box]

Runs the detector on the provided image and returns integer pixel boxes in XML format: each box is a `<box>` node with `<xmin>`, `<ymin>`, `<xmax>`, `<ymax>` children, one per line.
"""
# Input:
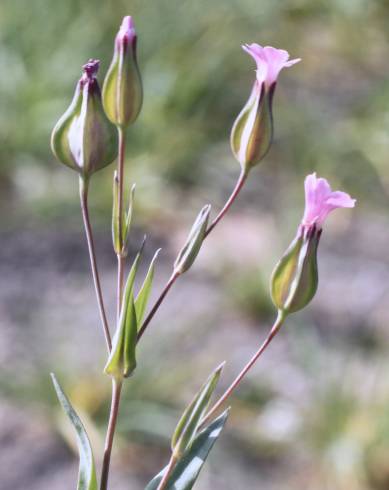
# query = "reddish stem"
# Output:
<box><xmin>100</xmin><ymin>379</ymin><xmax>123</xmax><ymax>490</ymax></box>
<box><xmin>137</xmin><ymin>169</ymin><xmax>248</xmax><ymax>341</ymax></box>
<box><xmin>79</xmin><ymin>178</ymin><xmax>112</xmax><ymax>351</ymax></box>
<box><xmin>200</xmin><ymin>311</ymin><xmax>285</xmax><ymax>428</ymax></box>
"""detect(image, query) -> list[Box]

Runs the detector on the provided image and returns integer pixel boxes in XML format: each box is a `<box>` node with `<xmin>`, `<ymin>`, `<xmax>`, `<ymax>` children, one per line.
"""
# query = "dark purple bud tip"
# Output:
<box><xmin>116</xmin><ymin>16</ymin><xmax>136</xmax><ymax>49</ymax></box>
<box><xmin>82</xmin><ymin>59</ymin><xmax>100</xmax><ymax>80</ymax></box>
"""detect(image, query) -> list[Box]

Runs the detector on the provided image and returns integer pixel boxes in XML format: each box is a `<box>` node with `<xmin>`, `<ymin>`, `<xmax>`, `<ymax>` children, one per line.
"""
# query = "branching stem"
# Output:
<box><xmin>137</xmin><ymin>169</ymin><xmax>248</xmax><ymax>341</ymax></box>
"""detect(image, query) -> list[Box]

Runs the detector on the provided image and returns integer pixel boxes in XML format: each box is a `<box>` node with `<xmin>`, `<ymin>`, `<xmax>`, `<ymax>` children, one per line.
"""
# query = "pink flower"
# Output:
<box><xmin>116</xmin><ymin>16</ymin><xmax>136</xmax><ymax>48</ymax></box>
<box><xmin>242</xmin><ymin>44</ymin><xmax>301</xmax><ymax>89</ymax></box>
<box><xmin>302</xmin><ymin>173</ymin><xmax>356</xmax><ymax>228</ymax></box>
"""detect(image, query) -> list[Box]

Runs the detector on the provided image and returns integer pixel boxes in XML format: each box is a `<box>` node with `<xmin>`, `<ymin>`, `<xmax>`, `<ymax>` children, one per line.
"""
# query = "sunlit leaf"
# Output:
<box><xmin>172</xmin><ymin>362</ymin><xmax>224</xmax><ymax>457</ymax></box>
<box><xmin>145</xmin><ymin>409</ymin><xmax>229</xmax><ymax>490</ymax></box>
<box><xmin>51</xmin><ymin>373</ymin><xmax>98</xmax><ymax>490</ymax></box>
<box><xmin>104</xmin><ymin>242</ymin><xmax>144</xmax><ymax>379</ymax></box>
<box><xmin>135</xmin><ymin>248</ymin><xmax>160</xmax><ymax>325</ymax></box>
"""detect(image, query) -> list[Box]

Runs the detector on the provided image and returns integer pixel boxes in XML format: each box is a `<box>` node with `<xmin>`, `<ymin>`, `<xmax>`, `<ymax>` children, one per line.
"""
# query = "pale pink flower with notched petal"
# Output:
<box><xmin>302</xmin><ymin>173</ymin><xmax>356</xmax><ymax>229</ymax></box>
<box><xmin>242</xmin><ymin>44</ymin><xmax>301</xmax><ymax>88</ymax></box>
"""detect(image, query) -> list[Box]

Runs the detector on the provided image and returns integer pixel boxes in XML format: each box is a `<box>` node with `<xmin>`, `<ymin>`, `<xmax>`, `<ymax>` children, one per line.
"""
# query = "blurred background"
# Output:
<box><xmin>1</xmin><ymin>0</ymin><xmax>389</xmax><ymax>488</ymax></box>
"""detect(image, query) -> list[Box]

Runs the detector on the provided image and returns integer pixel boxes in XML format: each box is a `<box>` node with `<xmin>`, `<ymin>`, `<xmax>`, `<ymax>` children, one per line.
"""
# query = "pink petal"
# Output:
<box><xmin>302</xmin><ymin>173</ymin><xmax>355</xmax><ymax>228</ymax></box>
<box><xmin>242</xmin><ymin>43</ymin><xmax>301</xmax><ymax>87</ymax></box>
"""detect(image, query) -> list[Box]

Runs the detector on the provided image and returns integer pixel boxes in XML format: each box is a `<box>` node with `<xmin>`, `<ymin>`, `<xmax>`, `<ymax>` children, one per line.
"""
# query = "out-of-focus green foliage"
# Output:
<box><xmin>2</xmin><ymin>0</ymin><xmax>389</xmax><ymax>223</ymax></box>
<box><xmin>3</xmin><ymin>1</ymin><xmax>389</xmax><ymax>489</ymax></box>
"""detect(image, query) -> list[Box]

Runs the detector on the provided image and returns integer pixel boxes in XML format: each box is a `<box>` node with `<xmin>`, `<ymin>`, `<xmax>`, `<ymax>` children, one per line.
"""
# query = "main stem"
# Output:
<box><xmin>137</xmin><ymin>169</ymin><xmax>248</xmax><ymax>341</ymax></box>
<box><xmin>100</xmin><ymin>379</ymin><xmax>123</xmax><ymax>490</ymax></box>
<box><xmin>116</xmin><ymin>126</ymin><xmax>126</xmax><ymax>320</ymax></box>
<box><xmin>100</xmin><ymin>126</ymin><xmax>127</xmax><ymax>489</ymax></box>
<box><xmin>79</xmin><ymin>178</ymin><xmax>112</xmax><ymax>351</ymax></box>
<box><xmin>156</xmin><ymin>453</ymin><xmax>178</xmax><ymax>490</ymax></box>
<box><xmin>200</xmin><ymin>310</ymin><xmax>285</xmax><ymax>428</ymax></box>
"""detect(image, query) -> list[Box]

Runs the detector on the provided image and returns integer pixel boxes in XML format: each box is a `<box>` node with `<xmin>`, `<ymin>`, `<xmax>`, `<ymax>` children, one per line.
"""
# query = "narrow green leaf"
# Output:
<box><xmin>145</xmin><ymin>409</ymin><xmax>229</xmax><ymax>490</ymax></box>
<box><xmin>123</xmin><ymin>183</ymin><xmax>136</xmax><ymax>253</ymax></box>
<box><xmin>104</xmin><ymin>242</ymin><xmax>144</xmax><ymax>379</ymax></box>
<box><xmin>135</xmin><ymin>248</ymin><xmax>161</xmax><ymax>325</ymax></box>
<box><xmin>51</xmin><ymin>373</ymin><xmax>97</xmax><ymax>490</ymax></box>
<box><xmin>172</xmin><ymin>362</ymin><xmax>224</xmax><ymax>457</ymax></box>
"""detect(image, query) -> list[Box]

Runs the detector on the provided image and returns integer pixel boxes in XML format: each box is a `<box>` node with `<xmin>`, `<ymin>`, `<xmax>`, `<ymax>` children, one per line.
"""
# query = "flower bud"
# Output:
<box><xmin>51</xmin><ymin>59</ymin><xmax>118</xmax><ymax>179</ymax></box>
<box><xmin>271</xmin><ymin>225</ymin><xmax>320</xmax><ymax>315</ymax></box>
<box><xmin>231</xmin><ymin>44</ymin><xmax>300</xmax><ymax>173</ymax></box>
<box><xmin>173</xmin><ymin>205</ymin><xmax>211</xmax><ymax>275</ymax></box>
<box><xmin>231</xmin><ymin>82</ymin><xmax>274</xmax><ymax>173</ymax></box>
<box><xmin>102</xmin><ymin>16</ymin><xmax>143</xmax><ymax>128</ymax></box>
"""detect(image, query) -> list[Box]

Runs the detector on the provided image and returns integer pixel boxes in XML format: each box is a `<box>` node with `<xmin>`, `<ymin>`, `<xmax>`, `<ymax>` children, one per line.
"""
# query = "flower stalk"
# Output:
<box><xmin>79</xmin><ymin>177</ymin><xmax>112</xmax><ymax>351</ymax></box>
<box><xmin>116</xmin><ymin>126</ymin><xmax>127</xmax><ymax>319</ymax></box>
<box><xmin>200</xmin><ymin>310</ymin><xmax>285</xmax><ymax>428</ymax></box>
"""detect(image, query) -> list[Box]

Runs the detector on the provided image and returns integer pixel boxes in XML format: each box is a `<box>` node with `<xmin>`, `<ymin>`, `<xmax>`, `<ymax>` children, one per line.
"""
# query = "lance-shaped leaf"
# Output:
<box><xmin>123</xmin><ymin>183</ymin><xmax>136</xmax><ymax>253</ymax></box>
<box><xmin>145</xmin><ymin>409</ymin><xmax>229</xmax><ymax>490</ymax></box>
<box><xmin>112</xmin><ymin>177</ymin><xmax>136</xmax><ymax>256</ymax></box>
<box><xmin>51</xmin><ymin>373</ymin><xmax>97</xmax><ymax>490</ymax></box>
<box><xmin>104</xmin><ymin>245</ymin><xmax>144</xmax><ymax>379</ymax></box>
<box><xmin>174</xmin><ymin>205</ymin><xmax>211</xmax><ymax>275</ymax></box>
<box><xmin>171</xmin><ymin>362</ymin><xmax>224</xmax><ymax>458</ymax></box>
<box><xmin>135</xmin><ymin>248</ymin><xmax>161</xmax><ymax>325</ymax></box>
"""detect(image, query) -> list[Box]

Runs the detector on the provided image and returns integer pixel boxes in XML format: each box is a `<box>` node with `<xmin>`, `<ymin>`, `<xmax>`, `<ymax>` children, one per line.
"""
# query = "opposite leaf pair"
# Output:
<box><xmin>105</xmin><ymin>244</ymin><xmax>160</xmax><ymax>380</ymax></box>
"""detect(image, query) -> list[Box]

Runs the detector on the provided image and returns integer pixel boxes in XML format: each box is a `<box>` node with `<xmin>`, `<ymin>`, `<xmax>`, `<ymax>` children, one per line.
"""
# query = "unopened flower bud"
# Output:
<box><xmin>271</xmin><ymin>173</ymin><xmax>355</xmax><ymax>316</ymax></box>
<box><xmin>271</xmin><ymin>225</ymin><xmax>320</xmax><ymax>315</ymax></box>
<box><xmin>51</xmin><ymin>59</ymin><xmax>117</xmax><ymax>179</ymax></box>
<box><xmin>102</xmin><ymin>16</ymin><xmax>143</xmax><ymax>128</ymax></box>
<box><xmin>231</xmin><ymin>44</ymin><xmax>300</xmax><ymax>173</ymax></box>
<box><xmin>174</xmin><ymin>205</ymin><xmax>211</xmax><ymax>275</ymax></box>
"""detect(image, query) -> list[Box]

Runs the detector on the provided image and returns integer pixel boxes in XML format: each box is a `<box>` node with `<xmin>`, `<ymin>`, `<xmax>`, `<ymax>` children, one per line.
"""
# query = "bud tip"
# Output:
<box><xmin>82</xmin><ymin>59</ymin><xmax>100</xmax><ymax>80</ymax></box>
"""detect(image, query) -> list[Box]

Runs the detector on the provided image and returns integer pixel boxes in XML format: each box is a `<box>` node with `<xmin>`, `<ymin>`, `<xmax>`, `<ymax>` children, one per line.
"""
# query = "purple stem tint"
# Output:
<box><xmin>79</xmin><ymin>178</ymin><xmax>112</xmax><ymax>351</ymax></box>
<box><xmin>200</xmin><ymin>310</ymin><xmax>285</xmax><ymax>428</ymax></box>
<box><xmin>100</xmin><ymin>379</ymin><xmax>123</xmax><ymax>490</ymax></box>
<box><xmin>136</xmin><ymin>169</ymin><xmax>248</xmax><ymax>343</ymax></box>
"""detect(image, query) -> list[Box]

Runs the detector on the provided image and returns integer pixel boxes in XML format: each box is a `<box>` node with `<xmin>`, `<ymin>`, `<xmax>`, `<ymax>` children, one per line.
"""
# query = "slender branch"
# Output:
<box><xmin>137</xmin><ymin>169</ymin><xmax>248</xmax><ymax>341</ymax></box>
<box><xmin>79</xmin><ymin>177</ymin><xmax>112</xmax><ymax>351</ymax></box>
<box><xmin>116</xmin><ymin>126</ymin><xmax>126</xmax><ymax>319</ymax></box>
<box><xmin>200</xmin><ymin>310</ymin><xmax>286</xmax><ymax>428</ymax></box>
<box><xmin>156</xmin><ymin>453</ymin><xmax>178</xmax><ymax>490</ymax></box>
<box><xmin>137</xmin><ymin>271</ymin><xmax>179</xmax><ymax>342</ymax></box>
<box><xmin>100</xmin><ymin>379</ymin><xmax>123</xmax><ymax>490</ymax></box>
<box><xmin>205</xmin><ymin>169</ymin><xmax>248</xmax><ymax>237</ymax></box>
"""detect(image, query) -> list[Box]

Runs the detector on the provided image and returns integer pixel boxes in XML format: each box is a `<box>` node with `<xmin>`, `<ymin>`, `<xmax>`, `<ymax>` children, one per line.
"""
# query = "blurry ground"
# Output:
<box><xmin>2</xmin><ymin>179</ymin><xmax>389</xmax><ymax>489</ymax></box>
<box><xmin>2</xmin><ymin>0</ymin><xmax>389</xmax><ymax>488</ymax></box>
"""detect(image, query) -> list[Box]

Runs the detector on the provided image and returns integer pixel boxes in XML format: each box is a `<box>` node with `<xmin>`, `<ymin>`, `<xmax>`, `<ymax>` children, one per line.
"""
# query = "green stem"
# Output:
<box><xmin>116</xmin><ymin>126</ymin><xmax>126</xmax><ymax>320</ymax></box>
<box><xmin>79</xmin><ymin>177</ymin><xmax>112</xmax><ymax>351</ymax></box>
